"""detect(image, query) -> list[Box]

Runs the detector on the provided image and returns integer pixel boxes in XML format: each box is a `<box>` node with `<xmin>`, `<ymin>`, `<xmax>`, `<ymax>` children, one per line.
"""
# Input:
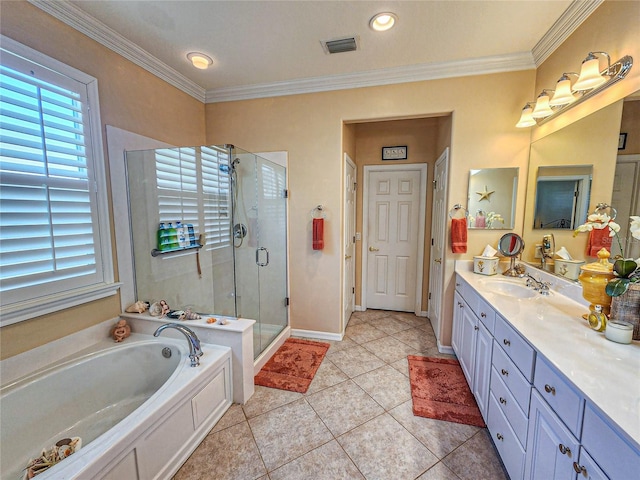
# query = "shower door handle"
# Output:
<box><xmin>256</xmin><ymin>247</ymin><xmax>270</xmax><ymax>267</ymax></box>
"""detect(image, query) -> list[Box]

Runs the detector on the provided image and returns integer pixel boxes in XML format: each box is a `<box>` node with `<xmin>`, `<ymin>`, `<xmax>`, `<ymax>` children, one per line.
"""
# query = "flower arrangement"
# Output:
<box><xmin>485</xmin><ymin>211</ymin><xmax>504</xmax><ymax>229</ymax></box>
<box><xmin>574</xmin><ymin>213</ymin><xmax>640</xmax><ymax>296</ymax></box>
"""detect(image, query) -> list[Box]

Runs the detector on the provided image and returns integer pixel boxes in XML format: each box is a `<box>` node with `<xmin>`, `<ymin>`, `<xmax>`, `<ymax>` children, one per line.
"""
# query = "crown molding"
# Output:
<box><xmin>29</xmin><ymin>0</ymin><xmax>596</xmax><ymax>105</ymax></box>
<box><xmin>532</xmin><ymin>0</ymin><xmax>603</xmax><ymax>67</ymax></box>
<box><xmin>205</xmin><ymin>52</ymin><xmax>535</xmax><ymax>103</ymax></box>
<box><xmin>28</xmin><ymin>0</ymin><xmax>206</xmax><ymax>102</ymax></box>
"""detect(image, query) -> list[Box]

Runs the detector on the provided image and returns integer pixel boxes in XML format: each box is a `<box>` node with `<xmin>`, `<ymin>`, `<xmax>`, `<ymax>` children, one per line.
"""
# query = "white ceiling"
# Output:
<box><xmin>38</xmin><ymin>1</ymin><xmax>600</xmax><ymax>102</ymax></box>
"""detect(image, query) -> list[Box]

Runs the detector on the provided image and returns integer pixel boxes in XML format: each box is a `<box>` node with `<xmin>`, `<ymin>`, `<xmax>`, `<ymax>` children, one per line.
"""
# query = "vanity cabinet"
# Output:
<box><xmin>454</xmin><ymin>271</ymin><xmax>640</xmax><ymax>480</ymax></box>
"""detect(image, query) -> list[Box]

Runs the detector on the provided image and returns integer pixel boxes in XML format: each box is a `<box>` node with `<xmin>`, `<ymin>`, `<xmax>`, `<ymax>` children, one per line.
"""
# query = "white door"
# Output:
<box><xmin>364</xmin><ymin>166</ymin><xmax>425</xmax><ymax>312</ymax></box>
<box><xmin>343</xmin><ymin>154</ymin><xmax>356</xmax><ymax>330</ymax></box>
<box><xmin>428</xmin><ymin>148</ymin><xmax>449</xmax><ymax>338</ymax></box>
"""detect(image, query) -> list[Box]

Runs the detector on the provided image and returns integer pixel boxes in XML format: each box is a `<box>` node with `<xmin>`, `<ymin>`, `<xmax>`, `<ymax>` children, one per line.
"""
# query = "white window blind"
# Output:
<box><xmin>0</xmin><ymin>37</ymin><xmax>116</xmax><ymax>325</ymax></box>
<box><xmin>155</xmin><ymin>146</ymin><xmax>231</xmax><ymax>249</ymax></box>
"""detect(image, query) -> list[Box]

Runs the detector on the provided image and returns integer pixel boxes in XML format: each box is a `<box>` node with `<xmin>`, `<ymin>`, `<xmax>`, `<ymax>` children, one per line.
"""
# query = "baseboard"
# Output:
<box><xmin>291</xmin><ymin>328</ymin><xmax>344</xmax><ymax>342</ymax></box>
<box><xmin>437</xmin><ymin>341</ymin><xmax>455</xmax><ymax>356</ymax></box>
<box><xmin>418</xmin><ymin>310</ymin><xmax>428</xmax><ymax>317</ymax></box>
<box><xmin>355</xmin><ymin>305</ymin><xmax>365</xmax><ymax>312</ymax></box>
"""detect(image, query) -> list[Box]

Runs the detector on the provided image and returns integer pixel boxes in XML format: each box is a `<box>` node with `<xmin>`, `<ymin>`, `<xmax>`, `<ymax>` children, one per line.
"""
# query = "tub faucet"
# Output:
<box><xmin>154</xmin><ymin>323</ymin><xmax>203</xmax><ymax>367</ymax></box>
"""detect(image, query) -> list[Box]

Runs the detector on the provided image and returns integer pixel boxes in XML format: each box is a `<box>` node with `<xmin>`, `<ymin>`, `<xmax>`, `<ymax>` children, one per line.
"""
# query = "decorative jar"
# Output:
<box><xmin>578</xmin><ymin>248</ymin><xmax>614</xmax><ymax>318</ymax></box>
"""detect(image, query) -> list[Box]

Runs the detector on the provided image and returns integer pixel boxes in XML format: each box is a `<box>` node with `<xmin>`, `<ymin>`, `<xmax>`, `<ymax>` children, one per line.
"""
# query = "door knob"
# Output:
<box><xmin>345</xmin><ymin>255</ymin><xmax>352</xmax><ymax>260</ymax></box>
<box><xmin>434</xmin><ymin>258</ymin><xmax>442</xmax><ymax>264</ymax></box>
<box><xmin>369</xmin><ymin>246</ymin><xmax>379</xmax><ymax>252</ymax></box>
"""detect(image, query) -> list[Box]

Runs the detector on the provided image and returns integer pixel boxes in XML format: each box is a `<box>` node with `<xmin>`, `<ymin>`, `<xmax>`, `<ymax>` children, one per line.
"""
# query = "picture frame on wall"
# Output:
<box><xmin>618</xmin><ymin>133</ymin><xmax>627</xmax><ymax>150</ymax></box>
<box><xmin>382</xmin><ymin>146</ymin><xmax>408</xmax><ymax>160</ymax></box>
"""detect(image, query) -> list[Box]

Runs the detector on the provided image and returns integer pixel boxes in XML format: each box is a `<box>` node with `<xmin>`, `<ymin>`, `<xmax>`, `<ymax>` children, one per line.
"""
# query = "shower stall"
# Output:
<box><xmin>124</xmin><ymin>144</ymin><xmax>288</xmax><ymax>359</ymax></box>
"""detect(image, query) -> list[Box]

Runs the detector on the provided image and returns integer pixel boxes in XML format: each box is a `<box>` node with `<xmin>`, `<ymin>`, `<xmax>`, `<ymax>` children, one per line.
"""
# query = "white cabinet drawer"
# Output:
<box><xmin>533</xmin><ymin>356</ymin><xmax>584</xmax><ymax>437</ymax></box>
<box><xmin>582</xmin><ymin>403</ymin><xmax>640</xmax><ymax>480</ymax></box>
<box><xmin>492</xmin><ymin>342</ymin><xmax>532</xmax><ymax>413</ymax></box>
<box><xmin>488</xmin><ymin>391</ymin><xmax>526</xmax><ymax>480</ymax></box>
<box><xmin>476</xmin><ymin>296</ymin><xmax>496</xmax><ymax>333</ymax></box>
<box><xmin>490</xmin><ymin>365</ymin><xmax>528</xmax><ymax>448</ymax></box>
<box><xmin>494</xmin><ymin>314</ymin><xmax>535</xmax><ymax>381</ymax></box>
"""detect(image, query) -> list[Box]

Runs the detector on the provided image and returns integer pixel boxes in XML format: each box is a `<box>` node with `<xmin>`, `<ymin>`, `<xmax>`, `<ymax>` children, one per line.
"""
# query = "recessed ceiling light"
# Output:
<box><xmin>187</xmin><ymin>52</ymin><xmax>213</xmax><ymax>70</ymax></box>
<box><xmin>369</xmin><ymin>12</ymin><xmax>397</xmax><ymax>32</ymax></box>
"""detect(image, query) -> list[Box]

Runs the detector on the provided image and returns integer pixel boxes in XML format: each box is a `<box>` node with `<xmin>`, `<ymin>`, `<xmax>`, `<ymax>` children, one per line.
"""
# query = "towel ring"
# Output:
<box><xmin>448</xmin><ymin>204</ymin><xmax>469</xmax><ymax>219</ymax></box>
<box><xmin>593</xmin><ymin>203</ymin><xmax>617</xmax><ymax>221</ymax></box>
<box><xmin>311</xmin><ymin>205</ymin><xmax>326</xmax><ymax>219</ymax></box>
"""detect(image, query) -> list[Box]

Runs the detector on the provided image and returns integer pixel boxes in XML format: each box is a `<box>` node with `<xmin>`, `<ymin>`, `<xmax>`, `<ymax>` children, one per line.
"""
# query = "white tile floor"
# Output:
<box><xmin>173</xmin><ymin>310</ymin><xmax>509</xmax><ymax>480</ymax></box>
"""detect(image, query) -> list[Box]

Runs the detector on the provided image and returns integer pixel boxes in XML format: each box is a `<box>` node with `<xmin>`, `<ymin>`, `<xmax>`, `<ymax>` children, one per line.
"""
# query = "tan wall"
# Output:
<box><xmin>205</xmin><ymin>71</ymin><xmax>534</xmax><ymax>344</ymax></box>
<box><xmin>0</xmin><ymin>1</ymin><xmax>206</xmax><ymax>359</ymax></box>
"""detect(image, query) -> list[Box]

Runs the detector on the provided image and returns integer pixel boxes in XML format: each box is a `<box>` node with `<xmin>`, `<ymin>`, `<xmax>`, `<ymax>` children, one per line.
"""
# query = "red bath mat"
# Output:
<box><xmin>408</xmin><ymin>355</ymin><xmax>485</xmax><ymax>427</ymax></box>
<box><xmin>254</xmin><ymin>338</ymin><xmax>330</xmax><ymax>393</ymax></box>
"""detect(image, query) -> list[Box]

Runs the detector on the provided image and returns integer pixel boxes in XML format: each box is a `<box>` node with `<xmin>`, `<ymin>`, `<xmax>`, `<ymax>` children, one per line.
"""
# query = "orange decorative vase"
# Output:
<box><xmin>578</xmin><ymin>248</ymin><xmax>615</xmax><ymax>318</ymax></box>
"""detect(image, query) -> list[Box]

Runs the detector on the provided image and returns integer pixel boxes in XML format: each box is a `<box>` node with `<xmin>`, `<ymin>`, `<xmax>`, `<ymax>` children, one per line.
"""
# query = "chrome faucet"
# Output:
<box><xmin>524</xmin><ymin>273</ymin><xmax>551</xmax><ymax>295</ymax></box>
<box><xmin>154</xmin><ymin>323</ymin><xmax>203</xmax><ymax>367</ymax></box>
<box><xmin>540</xmin><ymin>234</ymin><xmax>555</xmax><ymax>271</ymax></box>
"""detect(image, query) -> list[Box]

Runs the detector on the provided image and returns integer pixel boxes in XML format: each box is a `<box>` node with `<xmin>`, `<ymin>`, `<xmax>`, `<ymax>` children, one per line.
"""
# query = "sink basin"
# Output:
<box><xmin>480</xmin><ymin>279</ymin><xmax>538</xmax><ymax>299</ymax></box>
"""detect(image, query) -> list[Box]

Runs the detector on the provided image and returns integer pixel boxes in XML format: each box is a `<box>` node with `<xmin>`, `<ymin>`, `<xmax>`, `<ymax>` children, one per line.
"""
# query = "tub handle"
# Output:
<box><xmin>256</xmin><ymin>247</ymin><xmax>270</xmax><ymax>267</ymax></box>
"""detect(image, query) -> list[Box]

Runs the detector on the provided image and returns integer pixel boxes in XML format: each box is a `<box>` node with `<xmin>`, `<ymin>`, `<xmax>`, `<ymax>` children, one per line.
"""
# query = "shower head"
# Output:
<box><xmin>232</xmin><ymin>158</ymin><xmax>240</xmax><ymax>167</ymax></box>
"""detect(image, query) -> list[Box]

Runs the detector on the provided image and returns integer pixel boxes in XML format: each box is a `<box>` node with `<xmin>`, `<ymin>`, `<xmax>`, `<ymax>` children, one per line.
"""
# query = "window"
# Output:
<box><xmin>155</xmin><ymin>146</ymin><xmax>231</xmax><ymax>250</ymax></box>
<box><xmin>0</xmin><ymin>37</ymin><xmax>116</xmax><ymax>325</ymax></box>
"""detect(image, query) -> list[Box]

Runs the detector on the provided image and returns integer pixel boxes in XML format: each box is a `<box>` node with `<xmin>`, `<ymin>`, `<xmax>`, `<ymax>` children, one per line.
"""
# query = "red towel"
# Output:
<box><xmin>587</xmin><ymin>227</ymin><xmax>611</xmax><ymax>256</ymax></box>
<box><xmin>451</xmin><ymin>218</ymin><xmax>467</xmax><ymax>253</ymax></box>
<box><xmin>313</xmin><ymin>218</ymin><xmax>324</xmax><ymax>250</ymax></box>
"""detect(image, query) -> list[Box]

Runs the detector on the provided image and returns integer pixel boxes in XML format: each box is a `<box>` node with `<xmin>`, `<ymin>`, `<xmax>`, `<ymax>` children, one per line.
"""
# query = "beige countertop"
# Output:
<box><xmin>455</xmin><ymin>261</ymin><xmax>640</xmax><ymax>448</ymax></box>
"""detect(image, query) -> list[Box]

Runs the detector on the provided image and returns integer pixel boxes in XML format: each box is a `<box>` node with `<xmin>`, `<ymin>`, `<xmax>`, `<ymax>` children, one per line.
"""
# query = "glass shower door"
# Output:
<box><xmin>230</xmin><ymin>147</ymin><xmax>288</xmax><ymax>358</ymax></box>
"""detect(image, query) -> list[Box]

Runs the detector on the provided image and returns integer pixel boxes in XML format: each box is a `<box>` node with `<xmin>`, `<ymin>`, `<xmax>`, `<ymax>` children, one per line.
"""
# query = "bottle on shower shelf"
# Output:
<box><xmin>176</xmin><ymin>221</ymin><xmax>188</xmax><ymax>248</ymax></box>
<box><xmin>157</xmin><ymin>222</ymin><xmax>169</xmax><ymax>251</ymax></box>
<box><xmin>166</xmin><ymin>222</ymin><xmax>179</xmax><ymax>249</ymax></box>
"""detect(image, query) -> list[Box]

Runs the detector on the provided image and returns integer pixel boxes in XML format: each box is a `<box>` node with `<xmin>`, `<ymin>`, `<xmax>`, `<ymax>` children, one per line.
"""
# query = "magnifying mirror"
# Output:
<box><xmin>498</xmin><ymin>233</ymin><xmax>525</xmax><ymax>276</ymax></box>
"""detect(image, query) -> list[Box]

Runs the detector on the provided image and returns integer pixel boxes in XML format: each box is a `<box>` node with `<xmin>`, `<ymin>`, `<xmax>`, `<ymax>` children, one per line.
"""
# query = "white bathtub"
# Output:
<box><xmin>1</xmin><ymin>334</ymin><xmax>232</xmax><ymax>480</ymax></box>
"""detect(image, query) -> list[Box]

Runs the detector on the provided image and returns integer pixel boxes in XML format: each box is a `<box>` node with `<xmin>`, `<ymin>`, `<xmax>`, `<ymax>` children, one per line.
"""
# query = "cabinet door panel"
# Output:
<box><xmin>452</xmin><ymin>291</ymin><xmax>465</xmax><ymax>357</ymax></box>
<box><xmin>525</xmin><ymin>390</ymin><xmax>579</xmax><ymax>480</ymax></box>
<box><xmin>472</xmin><ymin>322</ymin><xmax>492</xmax><ymax>421</ymax></box>
<box><xmin>488</xmin><ymin>392</ymin><xmax>526</xmax><ymax>480</ymax></box>
<box><xmin>458</xmin><ymin>306</ymin><xmax>477</xmax><ymax>387</ymax></box>
<box><xmin>574</xmin><ymin>447</ymin><xmax>608</xmax><ymax>480</ymax></box>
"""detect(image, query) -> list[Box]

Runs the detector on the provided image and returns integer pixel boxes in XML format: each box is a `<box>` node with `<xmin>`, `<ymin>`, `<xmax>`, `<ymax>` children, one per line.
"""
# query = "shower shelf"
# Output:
<box><xmin>151</xmin><ymin>244</ymin><xmax>202</xmax><ymax>257</ymax></box>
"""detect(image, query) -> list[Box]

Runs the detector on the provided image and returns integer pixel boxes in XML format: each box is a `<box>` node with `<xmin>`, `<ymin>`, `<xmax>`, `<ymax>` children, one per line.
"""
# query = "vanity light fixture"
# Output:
<box><xmin>516</xmin><ymin>103</ymin><xmax>536</xmax><ymax>128</ymax></box>
<box><xmin>531</xmin><ymin>90</ymin><xmax>554</xmax><ymax>118</ymax></box>
<box><xmin>187</xmin><ymin>52</ymin><xmax>213</xmax><ymax>70</ymax></box>
<box><xmin>369</xmin><ymin>12</ymin><xmax>397</xmax><ymax>31</ymax></box>
<box><xmin>515</xmin><ymin>51</ymin><xmax>633</xmax><ymax>128</ymax></box>
<box><xmin>572</xmin><ymin>52</ymin><xmax>609</xmax><ymax>91</ymax></box>
<box><xmin>549</xmin><ymin>74</ymin><xmax>578</xmax><ymax>106</ymax></box>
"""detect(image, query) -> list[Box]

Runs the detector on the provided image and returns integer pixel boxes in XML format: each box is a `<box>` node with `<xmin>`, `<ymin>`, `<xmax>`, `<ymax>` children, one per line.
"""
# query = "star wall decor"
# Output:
<box><xmin>476</xmin><ymin>185</ymin><xmax>495</xmax><ymax>201</ymax></box>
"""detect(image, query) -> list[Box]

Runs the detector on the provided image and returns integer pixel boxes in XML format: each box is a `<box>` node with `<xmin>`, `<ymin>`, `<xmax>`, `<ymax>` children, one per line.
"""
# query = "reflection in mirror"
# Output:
<box><xmin>467</xmin><ymin>167</ymin><xmax>518</xmax><ymax>229</ymax></box>
<box><xmin>533</xmin><ymin>165</ymin><xmax>592</xmax><ymax>229</ymax></box>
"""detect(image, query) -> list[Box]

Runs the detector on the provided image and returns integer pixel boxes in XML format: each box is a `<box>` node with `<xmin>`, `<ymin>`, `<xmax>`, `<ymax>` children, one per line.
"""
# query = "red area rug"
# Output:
<box><xmin>408</xmin><ymin>355</ymin><xmax>486</xmax><ymax>427</ymax></box>
<box><xmin>254</xmin><ymin>338</ymin><xmax>330</xmax><ymax>393</ymax></box>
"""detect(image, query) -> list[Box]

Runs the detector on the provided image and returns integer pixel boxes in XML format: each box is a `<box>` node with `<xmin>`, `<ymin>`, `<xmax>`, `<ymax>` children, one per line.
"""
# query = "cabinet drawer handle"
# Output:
<box><xmin>558</xmin><ymin>444</ymin><xmax>571</xmax><ymax>455</ymax></box>
<box><xmin>499</xmin><ymin>397</ymin><xmax>507</xmax><ymax>405</ymax></box>
<box><xmin>496</xmin><ymin>433</ymin><xmax>504</xmax><ymax>441</ymax></box>
<box><xmin>573</xmin><ymin>462</ymin><xmax>586</xmax><ymax>474</ymax></box>
<box><xmin>544</xmin><ymin>384</ymin><xmax>556</xmax><ymax>395</ymax></box>
<box><xmin>474</xmin><ymin>326</ymin><xmax>479</xmax><ymax>330</ymax></box>
<box><xmin>501</xmin><ymin>369</ymin><xmax>508</xmax><ymax>376</ymax></box>
<box><xmin>503</xmin><ymin>339</ymin><xmax>511</xmax><ymax>346</ymax></box>
<box><xmin>481</xmin><ymin>312</ymin><xmax>487</xmax><ymax>318</ymax></box>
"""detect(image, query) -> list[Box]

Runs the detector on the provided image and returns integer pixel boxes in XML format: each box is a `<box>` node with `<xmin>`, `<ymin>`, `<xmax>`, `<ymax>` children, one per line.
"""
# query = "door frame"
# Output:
<box><xmin>361</xmin><ymin>163</ymin><xmax>427</xmax><ymax>315</ymax></box>
<box><xmin>342</xmin><ymin>153</ymin><xmax>356</xmax><ymax>332</ymax></box>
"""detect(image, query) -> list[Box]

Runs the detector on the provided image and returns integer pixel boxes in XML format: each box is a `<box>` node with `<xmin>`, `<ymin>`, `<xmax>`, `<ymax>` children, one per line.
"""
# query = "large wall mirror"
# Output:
<box><xmin>522</xmin><ymin>91</ymin><xmax>640</xmax><ymax>271</ymax></box>
<box><xmin>467</xmin><ymin>167</ymin><xmax>518</xmax><ymax>229</ymax></box>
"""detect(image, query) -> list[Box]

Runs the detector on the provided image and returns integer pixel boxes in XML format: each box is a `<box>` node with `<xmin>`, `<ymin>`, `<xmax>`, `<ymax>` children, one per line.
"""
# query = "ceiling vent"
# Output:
<box><xmin>321</xmin><ymin>36</ymin><xmax>359</xmax><ymax>55</ymax></box>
